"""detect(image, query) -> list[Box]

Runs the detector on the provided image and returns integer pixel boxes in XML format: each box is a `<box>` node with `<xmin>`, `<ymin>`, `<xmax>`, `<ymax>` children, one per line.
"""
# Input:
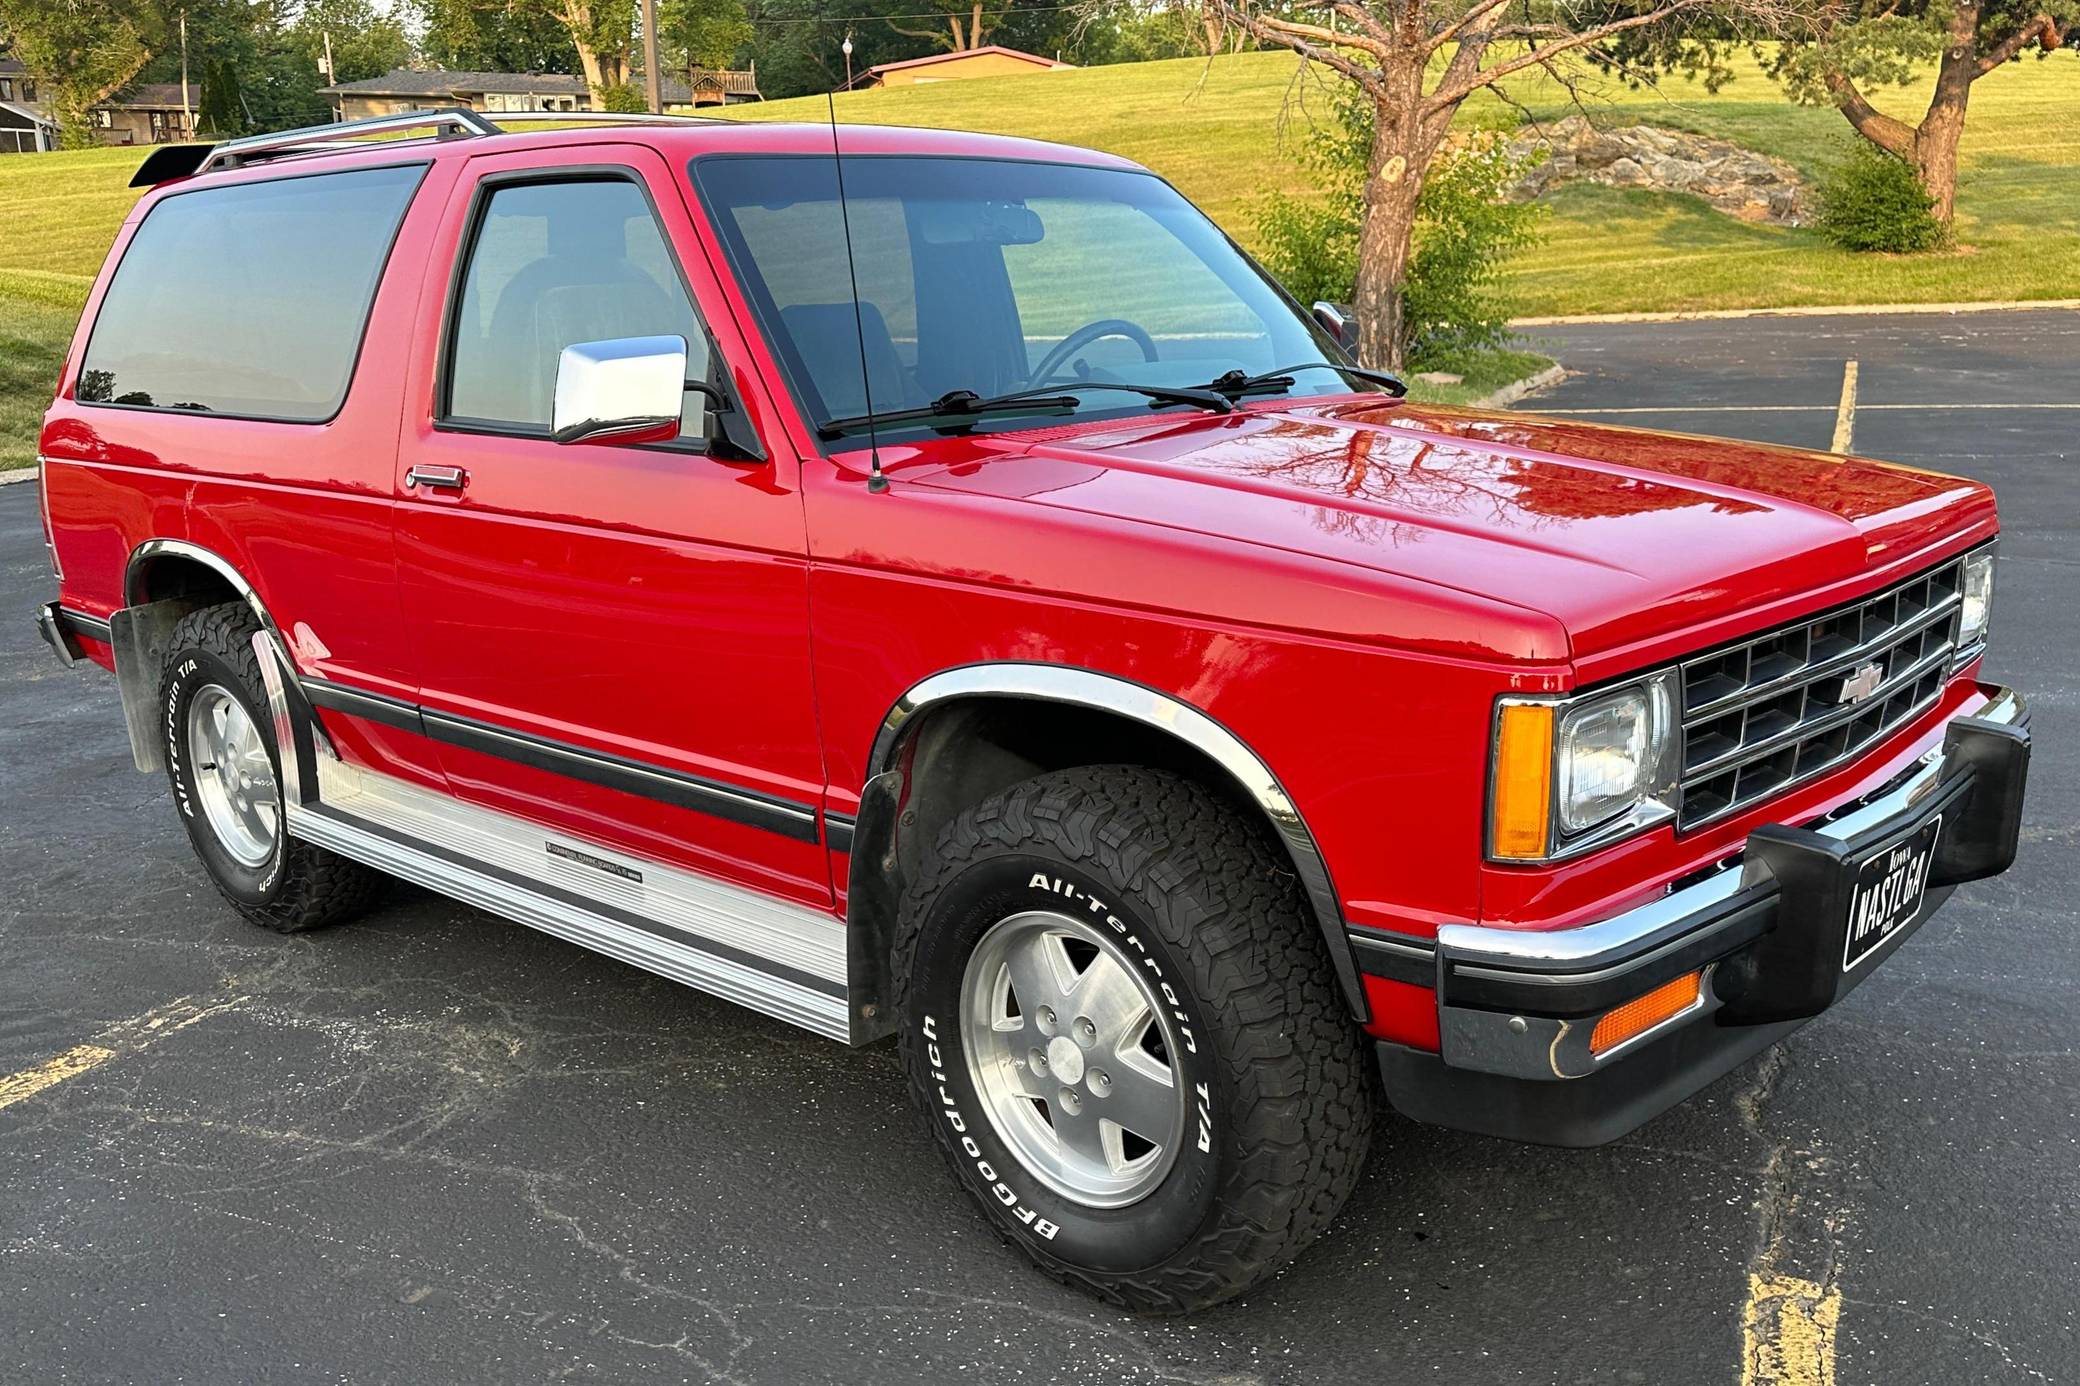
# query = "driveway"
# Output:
<box><xmin>2</xmin><ymin>307</ymin><xmax>2075</xmax><ymax>1383</ymax></box>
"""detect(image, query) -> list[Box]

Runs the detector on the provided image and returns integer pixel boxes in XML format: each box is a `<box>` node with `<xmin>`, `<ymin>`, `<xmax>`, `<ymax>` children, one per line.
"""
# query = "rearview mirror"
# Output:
<box><xmin>552</xmin><ymin>336</ymin><xmax>689</xmax><ymax>446</ymax></box>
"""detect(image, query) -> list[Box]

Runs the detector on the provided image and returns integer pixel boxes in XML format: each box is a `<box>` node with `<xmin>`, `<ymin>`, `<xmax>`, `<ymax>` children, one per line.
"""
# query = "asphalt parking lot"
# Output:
<box><xmin>3</xmin><ymin>307</ymin><xmax>2075</xmax><ymax>1384</ymax></box>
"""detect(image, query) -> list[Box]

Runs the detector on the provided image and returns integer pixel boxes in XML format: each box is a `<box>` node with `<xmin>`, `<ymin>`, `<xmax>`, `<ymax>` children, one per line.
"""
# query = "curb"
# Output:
<box><xmin>1472</xmin><ymin>363</ymin><xmax>1567</xmax><ymax>409</ymax></box>
<box><xmin>0</xmin><ymin>468</ymin><xmax>35</xmax><ymax>485</ymax></box>
<box><xmin>1511</xmin><ymin>299</ymin><xmax>2080</xmax><ymax>327</ymax></box>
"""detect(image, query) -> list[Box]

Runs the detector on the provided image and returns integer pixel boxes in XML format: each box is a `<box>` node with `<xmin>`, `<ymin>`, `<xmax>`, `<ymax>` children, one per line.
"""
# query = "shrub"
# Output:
<box><xmin>1256</xmin><ymin>93</ymin><xmax>1542</xmax><ymax>370</ymax></box>
<box><xmin>1814</xmin><ymin>143</ymin><xmax>1945</xmax><ymax>253</ymax></box>
<box><xmin>596</xmin><ymin>82</ymin><xmax>649</xmax><ymax>114</ymax></box>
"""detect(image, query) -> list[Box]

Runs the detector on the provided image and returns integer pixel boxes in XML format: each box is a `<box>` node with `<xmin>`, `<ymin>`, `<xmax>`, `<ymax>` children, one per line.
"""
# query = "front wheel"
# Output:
<box><xmin>895</xmin><ymin>766</ymin><xmax>1372</xmax><ymax>1313</ymax></box>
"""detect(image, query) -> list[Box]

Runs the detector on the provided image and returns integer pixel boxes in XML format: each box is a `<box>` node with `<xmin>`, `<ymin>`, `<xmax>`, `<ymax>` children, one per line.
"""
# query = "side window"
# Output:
<box><xmin>78</xmin><ymin>163</ymin><xmax>424</xmax><ymax>420</ymax></box>
<box><xmin>444</xmin><ymin>177</ymin><xmax>710</xmax><ymax>441</ymax></box>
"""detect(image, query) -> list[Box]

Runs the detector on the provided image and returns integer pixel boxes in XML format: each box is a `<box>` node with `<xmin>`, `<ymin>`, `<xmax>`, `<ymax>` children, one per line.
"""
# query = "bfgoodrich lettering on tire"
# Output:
<box><xmin>160</xmin><ymin>603</ymin><xmax>386</xmax><ymax>933</ymax></box>
<box><xmin>894</xmin><ymin>766</ymin><xmax>1372</xmax><ymax>1313</ymax></box>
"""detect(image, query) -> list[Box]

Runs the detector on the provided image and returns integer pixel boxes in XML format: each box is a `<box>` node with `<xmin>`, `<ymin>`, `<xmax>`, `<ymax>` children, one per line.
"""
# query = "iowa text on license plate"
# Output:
<box><xmin>1843</xmin><ymin>815</ymin><xmax>1942</xmax><ymax>973</ymax></box>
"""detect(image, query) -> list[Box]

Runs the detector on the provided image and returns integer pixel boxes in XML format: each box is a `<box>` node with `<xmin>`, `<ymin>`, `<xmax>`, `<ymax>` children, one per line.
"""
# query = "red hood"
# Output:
<box><xmin>900</xmin><ymin>398</ymin><xmax>1997</xmax><ymax>666</ymax></box>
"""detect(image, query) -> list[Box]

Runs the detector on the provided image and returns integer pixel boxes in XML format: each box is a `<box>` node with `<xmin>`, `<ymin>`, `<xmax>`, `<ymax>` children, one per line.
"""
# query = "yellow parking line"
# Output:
<box><xmin>1742</xmin><ymin>1272</ymin><xmax>1842</xmax><ymax>1386</ymax></box>
<box><xmin>0</xmin><ymin>1044</ymin><xmax>118</xmax><ymax>1110</ymax></box>
<box><xmin>0</xmin><ymin>994</ymin><xmax>242</xmax><ymax>1115</ymax></box>
<box><xmin>1831</xmin><ymin>360</ymin><xmax>1860</xmax><ymax>455</ymax></box>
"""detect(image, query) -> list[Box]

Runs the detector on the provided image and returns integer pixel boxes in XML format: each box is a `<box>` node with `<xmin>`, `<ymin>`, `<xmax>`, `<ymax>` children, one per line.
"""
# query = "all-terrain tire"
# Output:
<box><xmin>894</xmin><ymin>765</ymin><xmax>1372</xmax><ymax>1313</ymax></box>
<box><xmin>160</xmin><ymin>602</ymin><xmax>387</xmax><ymax>932</ymax></box>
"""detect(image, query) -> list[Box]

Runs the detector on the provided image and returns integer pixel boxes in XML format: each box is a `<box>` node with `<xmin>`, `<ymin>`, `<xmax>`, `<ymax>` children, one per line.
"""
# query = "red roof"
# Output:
<box><xmin>863</xmin><ymin>46</ymin><xmax>1073</xmax><ymax>79</ymax></box>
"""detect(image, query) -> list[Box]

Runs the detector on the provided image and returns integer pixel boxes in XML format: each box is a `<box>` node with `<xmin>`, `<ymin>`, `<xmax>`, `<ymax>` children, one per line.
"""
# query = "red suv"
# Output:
<box><xmin>34</xmin><ymin>111</ymin><xmax>2029</xmax><ymax>1311</ymax></box>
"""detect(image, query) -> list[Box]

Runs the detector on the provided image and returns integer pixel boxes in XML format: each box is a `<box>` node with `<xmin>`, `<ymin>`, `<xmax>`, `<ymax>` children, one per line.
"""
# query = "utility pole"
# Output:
<box><xmin>322</xmin><ymin>31</ymin><xmax>338</xmax><ymax>121</ymax></box>
<box><xmin>640</xmin><ymin>0</ymin><xmax>662</xmax><ymax>114</ymax></box>
<box><xmin>179</xmin><ymin>11</ymin><xmax>192</xmax><ymax>139</ymax></box>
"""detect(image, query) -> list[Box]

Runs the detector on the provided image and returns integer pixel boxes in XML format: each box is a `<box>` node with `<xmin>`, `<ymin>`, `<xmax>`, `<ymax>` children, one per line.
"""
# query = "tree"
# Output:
<box><xmin>663</xmin><ymin>0</ymin><xmax>753</xmax><ymax>70</ymax></box>
<box><xmin>1189</xmin><ymin>0</ymin><xmax>1787</xmax><ymax>369</ymax></box>
<box><xmin>195</xmin><ymin>56</ymin><xmax>245</xmax><ymax>133</ymax></box>
<box><xmin>887</xmin><ymin>0</ymin><xmax>998</xmax><ymax>50</ymax></box>
<box><xmin>551</xmin><ymin>0</ymin><xmax>638</xmax><ymax>91</ymax></box>
<box><xmin>291</xmin><ymin>0</ymin><xmax>410</xmax><ymax>83</ymax></box>
<box><xmin>410</xmin><ymin>0</ymin><xmax>582</xmax><ymax>73</ymax></box>
<box><xmin>0</xmin><ymin>0</ymin><xmax>168</xmax><ymax>147</ymax></box>
<box><xmin>1772</xmin><ymin>0</ymin><xmax>2073</xmax><ymax>223</ymax></box>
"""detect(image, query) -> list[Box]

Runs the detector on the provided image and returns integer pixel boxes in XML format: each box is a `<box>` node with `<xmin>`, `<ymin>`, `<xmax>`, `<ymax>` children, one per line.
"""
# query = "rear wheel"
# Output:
<box><xmin>160</xmin><ymin>603</ymin><xmax>386</xmax><ymax>932</ymax></box>
<box><xmin>895</xmin><ymin>766</ymin><xmax>1372</xmax><ymax>1313</ymax></box>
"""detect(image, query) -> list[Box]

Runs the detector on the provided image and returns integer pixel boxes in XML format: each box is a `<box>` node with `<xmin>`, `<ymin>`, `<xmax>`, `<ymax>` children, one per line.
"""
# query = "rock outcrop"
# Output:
<box><xmin>1504</xmin><ymin>115</ymin><xmax>1809</xmax><ymax>226</ymax></box>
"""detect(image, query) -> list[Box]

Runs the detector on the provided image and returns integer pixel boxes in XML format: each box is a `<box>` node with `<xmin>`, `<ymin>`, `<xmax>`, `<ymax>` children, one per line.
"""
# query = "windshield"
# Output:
<box><xmin>691</xmin><ymin>154</ymin><xmax>1365</xmax><ymax>441</ymax></box>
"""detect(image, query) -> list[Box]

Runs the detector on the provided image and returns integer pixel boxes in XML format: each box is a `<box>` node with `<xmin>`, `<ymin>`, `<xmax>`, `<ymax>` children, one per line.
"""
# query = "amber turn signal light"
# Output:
<box><xmin>1490</xmin><ymin>702</ymin><xmax>1555</xmax><ymax>860</ymax></box>
<box><xmin>1590</xmin><ymin>971</ymin><xmax>1703</xmax><ymax>1055</ymax></box>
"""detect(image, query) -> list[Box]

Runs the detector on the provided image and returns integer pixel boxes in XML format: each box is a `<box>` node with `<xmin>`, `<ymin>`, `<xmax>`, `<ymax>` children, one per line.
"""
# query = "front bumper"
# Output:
<box><xmin>1375</xmin><ymin>685</ymin><xmax>2029</xmax><ymax>1147</ymax></box>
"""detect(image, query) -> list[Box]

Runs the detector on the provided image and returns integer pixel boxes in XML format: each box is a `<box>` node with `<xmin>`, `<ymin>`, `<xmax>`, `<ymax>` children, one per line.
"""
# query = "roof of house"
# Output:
<box><xmin>322</xmin><ymin>68</ymin><xmax>588</xmax><ymax>98</ymax></box>
<box><xmin>0</xmin><ymin>57</ymin><xmax>28</xmax><ymax>77</ymax></box>
<box><xmin>319</xmin><ymin>66</ymin><xmax>756</xmax><ymax>104</ymax></box>
<box><xmin>110</xmin><ymin>83</ymin><xmax>199</xmax><ymax>110</ymax></box>
<box><xmin>862</xmin><ymin>45</ymin><xmax>1073</xmax><ymax>79</ymax></box>
<box><xmin>0</xmin><ymin>99</ymin><xmax>56</xmax><ymax>129</ymax></box>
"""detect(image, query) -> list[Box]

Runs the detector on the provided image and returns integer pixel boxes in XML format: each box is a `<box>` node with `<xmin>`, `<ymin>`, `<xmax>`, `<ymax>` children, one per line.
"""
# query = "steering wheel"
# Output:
<box><xmin>1029</xmin><ymin>318</ymin><xmax>1159</xmax><ymax>387</ymax></box>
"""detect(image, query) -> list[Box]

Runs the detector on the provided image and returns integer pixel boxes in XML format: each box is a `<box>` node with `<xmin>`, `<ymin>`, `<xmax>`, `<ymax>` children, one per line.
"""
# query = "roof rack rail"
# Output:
<box><xmin>133</xmin><ymin>106</ymin><xmax>726</xmax><ymax>187</ymax></box>
<box><xmin>478</xmin><ymin>110</ymin><xmax>731</xmax><ymax>128</ymax></box>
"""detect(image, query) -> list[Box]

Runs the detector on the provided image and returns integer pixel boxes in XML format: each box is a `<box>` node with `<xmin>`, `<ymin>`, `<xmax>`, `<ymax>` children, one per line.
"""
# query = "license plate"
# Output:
<box><xmin>1843</xmin><ymin>814</ymin><xmax>1942</xmax><ymax>973</ymax></box>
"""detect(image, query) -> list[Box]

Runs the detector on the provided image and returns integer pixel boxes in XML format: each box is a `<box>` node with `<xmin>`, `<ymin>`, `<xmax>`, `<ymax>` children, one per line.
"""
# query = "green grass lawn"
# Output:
<box><xmin>741</xmin><ymin>49</ymin><xmax>2079</xmax><ymax>319</ymax></box>
<box><xmin>1</xmin><ymin>52</ymin><xmax>2070</xmax><ymax>467</ymax></box>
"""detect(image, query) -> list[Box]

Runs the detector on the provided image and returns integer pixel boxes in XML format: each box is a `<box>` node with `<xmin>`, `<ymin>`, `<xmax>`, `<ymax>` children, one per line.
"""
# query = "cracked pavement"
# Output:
<box><xmin>3</xmin><ymin>308</ymin><xmax>2076</xmax><ymax>1383</ymax></box>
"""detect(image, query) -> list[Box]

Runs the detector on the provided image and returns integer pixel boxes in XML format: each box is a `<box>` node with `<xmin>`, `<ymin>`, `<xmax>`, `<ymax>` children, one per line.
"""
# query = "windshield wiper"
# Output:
<box><xmin>817</xmin><ymin>382</ymin><xmax>1233</xmax><ymax>439</ymax></box>
<box><xmin>1199</xmin><ymin>362</ymin><xmax>1408</xmax><ymax>400</ymax></box>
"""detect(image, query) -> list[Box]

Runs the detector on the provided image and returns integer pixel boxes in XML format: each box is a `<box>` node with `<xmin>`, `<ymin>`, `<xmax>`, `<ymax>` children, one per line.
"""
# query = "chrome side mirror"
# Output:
<box><xmin>1311</xmin><ymin>301</ymin><xmax>1359</xmax><ymax>355</ymax></box>
<box><xmin>551</xmin><ymin>336</ymin><xmax>689</xmax><ymax>446</ymax></box>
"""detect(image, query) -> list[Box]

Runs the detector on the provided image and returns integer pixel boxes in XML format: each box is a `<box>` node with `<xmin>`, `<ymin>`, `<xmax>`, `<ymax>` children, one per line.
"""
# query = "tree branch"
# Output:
<box><xmin>1203</xmin><ymin>2</ymin><xmax>1386</xmax><ymax>95</ymax></box>
<box><xmin>1820</xmin><ymin>66</ymin><xmax>1916</xmax><ymax>155</ymax></box>
<box><xmin>1252</xmin><ymin>14</ymin><xmax>1394</xmax><ymax>63</ymax></box>
<box><xmin>1424</xmin><ymin>0</ymin><xmax>1516</xmax><ymax>56</ymax></box>
<box><xmin>1976</xmin><ymin>11</ymin><xmax>2060</xmax><ymax>73</ymax></box>
<box><xmin>1424</xmin><ymin>0</ymin><xmax>1714</xmax><ymax>112</ymax></box>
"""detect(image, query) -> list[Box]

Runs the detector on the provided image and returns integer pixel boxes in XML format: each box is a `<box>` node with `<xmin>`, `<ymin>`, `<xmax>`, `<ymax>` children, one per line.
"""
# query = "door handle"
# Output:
<box><xmin>405</xmin><ymin>464</ymin><xmax>467</xmax><ymax>492</ymax></box>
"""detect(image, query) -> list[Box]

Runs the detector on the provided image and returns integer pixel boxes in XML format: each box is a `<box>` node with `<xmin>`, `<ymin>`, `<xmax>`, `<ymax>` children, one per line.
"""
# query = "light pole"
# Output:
<box><xmin>841</xmin><ymin>33</ymin><xmax>853</xmax><ymax>92</ymax></box>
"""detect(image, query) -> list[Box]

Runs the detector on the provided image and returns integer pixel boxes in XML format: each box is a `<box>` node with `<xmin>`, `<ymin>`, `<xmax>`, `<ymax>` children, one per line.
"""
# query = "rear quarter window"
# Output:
<box><xmin>78</xmin><ymin>162</ymin><xmax>425</xmax><ymax>422</ymax></box>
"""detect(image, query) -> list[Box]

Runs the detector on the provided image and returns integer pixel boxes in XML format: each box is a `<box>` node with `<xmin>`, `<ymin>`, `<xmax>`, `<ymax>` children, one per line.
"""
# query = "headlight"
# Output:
<box><xmin>1491</xmin><ymin>672</ymin><xmax>1679</xmax><ymax>862</ymax></box>
<box><xmin>1959</xmin><ymin>548</ymin><xmax>1995</xmax><ymax>652</ymax></box>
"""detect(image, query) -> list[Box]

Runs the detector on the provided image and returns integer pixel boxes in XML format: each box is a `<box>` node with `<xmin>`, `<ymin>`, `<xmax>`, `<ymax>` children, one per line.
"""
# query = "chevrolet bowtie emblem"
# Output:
<box><xmin>1839</xmin><ymin>661</ymin><xmax>1885</xmax><ymax>704</ymax></box>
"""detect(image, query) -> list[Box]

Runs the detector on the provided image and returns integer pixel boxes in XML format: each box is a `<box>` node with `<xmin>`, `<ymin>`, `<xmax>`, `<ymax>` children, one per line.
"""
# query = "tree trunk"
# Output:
<box><xmin>1353</xmin><ymin>72</ymin><xmax>1435</xmax><ymax>372</ymax></box>
<box><xmin>1914</xmin><ymin>6</ymin><xmax>1980</xmax><ymax>223</ymax></box>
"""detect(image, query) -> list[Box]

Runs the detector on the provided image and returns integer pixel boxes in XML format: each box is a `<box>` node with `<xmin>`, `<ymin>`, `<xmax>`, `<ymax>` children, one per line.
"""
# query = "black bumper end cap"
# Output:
<box><xmin>1375</xmin><ymin>1016</ymin><xmax>1803</xmax><ymax>1149</ymax></box>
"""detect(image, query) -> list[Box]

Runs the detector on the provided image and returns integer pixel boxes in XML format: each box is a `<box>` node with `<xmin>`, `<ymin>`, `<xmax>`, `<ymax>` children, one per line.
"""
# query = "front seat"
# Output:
<box><xmin>486</xmin><ymin>213</ymin><xmax>695</xmax><ymax>426</ymax></box>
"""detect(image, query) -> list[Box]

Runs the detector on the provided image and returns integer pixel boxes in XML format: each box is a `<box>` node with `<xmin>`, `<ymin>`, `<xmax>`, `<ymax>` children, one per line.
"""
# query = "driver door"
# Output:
<box><xmin>392</xmin><ymin>143</ymin><xmax>829</xmax><ymax>907</ymax></box>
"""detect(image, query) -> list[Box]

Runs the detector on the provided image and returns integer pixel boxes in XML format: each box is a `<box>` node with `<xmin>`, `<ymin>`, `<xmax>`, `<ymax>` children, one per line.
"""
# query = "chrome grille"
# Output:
<box><xmin>1677</xmin><ymin>558</ymin><xmax>1964</xmax><ymax>829</ymax></box>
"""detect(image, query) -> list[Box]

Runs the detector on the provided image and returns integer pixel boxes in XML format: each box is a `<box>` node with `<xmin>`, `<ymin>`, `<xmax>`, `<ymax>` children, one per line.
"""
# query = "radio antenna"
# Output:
<box><xmin>827</xmin><ymin>93</ymin><xmax>888</xmax><ymax>495</ymax></box>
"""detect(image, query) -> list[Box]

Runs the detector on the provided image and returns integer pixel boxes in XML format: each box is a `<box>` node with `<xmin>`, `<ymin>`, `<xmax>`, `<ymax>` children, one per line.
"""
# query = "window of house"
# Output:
<box><xmin>78</xmin><ymin>163</ymin><xmax>426</xmax><ymax>420</ymax></box>
<box><xmin>443</xmin><ymin>177</ymin><xmax>710</xmax><ymax>441</ymax></box>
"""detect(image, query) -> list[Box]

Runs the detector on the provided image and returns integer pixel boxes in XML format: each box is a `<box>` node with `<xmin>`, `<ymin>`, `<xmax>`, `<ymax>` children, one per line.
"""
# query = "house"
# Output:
<box><xmin>0</xmin><ymin>60</ymin><xmax>195</xmax><ymax>152</ymax></box>
<box><xmin>318</xmin><ymin>66</ymin><xmax>762</xmax><ymax>122</ymax></box>
<box><xmin>89</xmin><ymin>84</ymin><xmax>198</xmax><ymax>146</ymax></box>
<box><xmin>0</xmin><ymin>57</ymin><xmax>56</xmax><ymax>153</ymax></box>
<box><xmin>857</xmin><ymin>46</ymin><xmax>1072</xmax><ymax>89</ymax></box>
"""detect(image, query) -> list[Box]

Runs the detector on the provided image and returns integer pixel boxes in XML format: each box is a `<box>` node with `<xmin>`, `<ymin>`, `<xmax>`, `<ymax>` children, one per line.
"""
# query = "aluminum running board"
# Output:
<box><xmin>287</xmin><ymin>755</ymin><xmax>852</xmax><ymax>1042</ymax></box>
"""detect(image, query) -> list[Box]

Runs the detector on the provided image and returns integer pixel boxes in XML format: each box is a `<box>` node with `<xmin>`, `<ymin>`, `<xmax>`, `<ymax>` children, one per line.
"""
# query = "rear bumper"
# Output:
<box><xmin>1373</xmin><ymin>684</ymin><xmax>2029</xmax><ymax>1147</ymax></box>
<box><xmin>36</xmin><ymin>600</ymin><xmax>109</xmax><ymax>668</ymax></box>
